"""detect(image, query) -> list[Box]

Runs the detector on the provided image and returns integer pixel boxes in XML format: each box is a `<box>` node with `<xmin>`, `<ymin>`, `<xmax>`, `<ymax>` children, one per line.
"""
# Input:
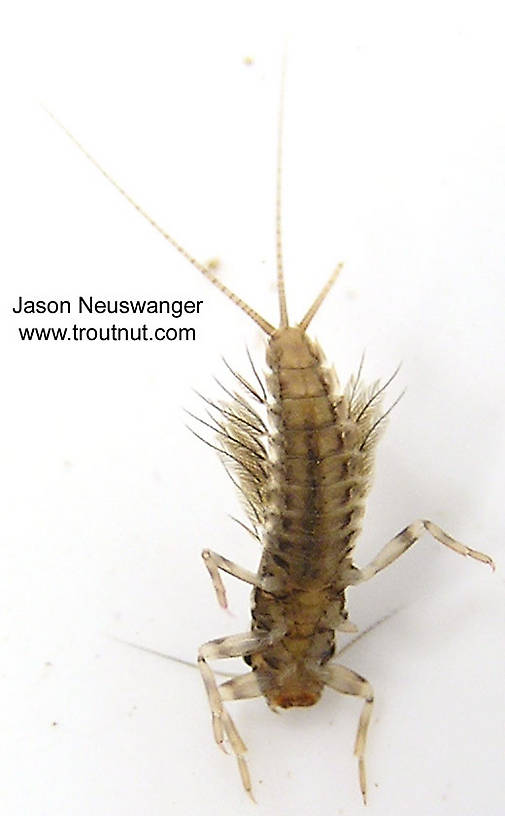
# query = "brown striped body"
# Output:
<box><xmin>248</xmin><ymin>327</ymin><xmax>376</xmax><ymax>709</ymax></box>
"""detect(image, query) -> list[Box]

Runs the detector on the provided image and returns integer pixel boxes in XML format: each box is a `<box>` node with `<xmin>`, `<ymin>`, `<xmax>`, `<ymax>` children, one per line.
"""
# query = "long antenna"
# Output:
<box><xmin>42</xmin><ymin>105</ymin><xmax>276</xmax><ymax>336</ymax></box>
<box><xmin>298</xmin><ymin>262</ymin><xmax>343</xmax><ymax>330</ymax></box>
<box><xmin>276</xmin><ymin>61</ymin><xmax>289</xmax><ymax>328</ymax></box>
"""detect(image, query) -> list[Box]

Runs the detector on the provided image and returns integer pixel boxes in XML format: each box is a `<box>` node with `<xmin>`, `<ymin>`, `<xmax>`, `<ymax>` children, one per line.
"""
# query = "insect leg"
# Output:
<box><xmin>219</xmin><ymin>672</ymin><xmax>263</xmax><ymax>701</ymax></box>
<box><xmin>321</xmin><ymin>664</ymin><xmax>374</xmax><ymax>804</ymax></box>
<box><xmin>202</xmin><ymin>548</ymin><xmax>264</xmax><ymax>609</ymax></box>
<box><xmin>352</xmin><ymin>519</ymin><xmax>495</xmax><ymax>584</ymax></box>
<box><xmin>198</xmin><ymin>629</ymin><xmax>281</xmax><ymax>799</ymax></box>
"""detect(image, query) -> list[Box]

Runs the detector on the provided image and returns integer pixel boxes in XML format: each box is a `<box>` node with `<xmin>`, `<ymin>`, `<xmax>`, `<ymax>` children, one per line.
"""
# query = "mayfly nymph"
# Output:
<box><xmin>45</xmin><ymin>82</ymin><xmax>495</xmax><ymax>804</ymax></box>
<box><xmin>195</xmin><ymin>273</ymin><xmax>494</xmax><ymax>804</ymax></box>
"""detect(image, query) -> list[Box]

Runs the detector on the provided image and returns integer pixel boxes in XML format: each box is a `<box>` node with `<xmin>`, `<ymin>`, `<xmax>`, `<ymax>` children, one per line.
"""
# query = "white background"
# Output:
<box><xmin>2</xmin><ymin>2</ymin><xmax>505</xmax><ymax>815</ymax></box>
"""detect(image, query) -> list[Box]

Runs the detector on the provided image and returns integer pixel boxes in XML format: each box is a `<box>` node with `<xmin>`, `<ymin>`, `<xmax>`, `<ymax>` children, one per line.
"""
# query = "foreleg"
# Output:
<box><xmin>322</xmin><ymin>663</ymin><xmax>374</xmax><ymax>804</ymax></box>
<box><xmin>198</xmin><ymin>629</ymin><xmax>281</xmax><ymax>798</ymax></box>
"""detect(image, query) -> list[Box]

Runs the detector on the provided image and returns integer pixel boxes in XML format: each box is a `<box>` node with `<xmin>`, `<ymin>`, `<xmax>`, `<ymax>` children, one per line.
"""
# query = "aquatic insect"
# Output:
<box><xmin>45</xmin><ymin>82</ymin><xmax>495</xmax><ymax>804</ymax></box>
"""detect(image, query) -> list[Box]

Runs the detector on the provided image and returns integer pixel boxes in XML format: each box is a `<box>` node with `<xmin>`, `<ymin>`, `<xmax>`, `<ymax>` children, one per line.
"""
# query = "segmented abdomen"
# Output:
<box><xmin>209</xmin><ymin>325</ymin><xmax>384</xmax><ymax>706</ymax></box>
<box><xmin>259</xmin><ymin>326</ymin><xmax>370</xmax><ymax>590</ymax></box>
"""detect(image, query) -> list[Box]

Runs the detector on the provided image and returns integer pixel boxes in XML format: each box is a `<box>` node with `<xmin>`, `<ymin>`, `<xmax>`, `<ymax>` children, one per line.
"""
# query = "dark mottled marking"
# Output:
<box><xmin>272</xmin><ymin>553</ymin><xmax>290</xmax><ymax>571</ymax></box>
<box><xmin>262</xmin><ymin>653</ymin><xmax>281</xmax><ymax>670</ymax></box>
<box><xmin>319</xmin><ymin>642</ymin><xmax>336</xmax><ymax>663</ymax></box>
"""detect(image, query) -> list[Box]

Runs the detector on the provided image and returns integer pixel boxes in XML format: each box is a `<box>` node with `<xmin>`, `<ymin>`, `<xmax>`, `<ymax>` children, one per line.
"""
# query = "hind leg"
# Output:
<box><xmin>322</xmin><ymin>664</ymin><xmax>374</xmax><ymax>804</ymax></box>
<box><xmin>352</xmin><ymin>519</ymin><xmax>494</xmax><ymax>584</ymax></box>
<box><xmin>201</xmin><ymin>548</ymin><xmax>263</xmax><ymax>609</ymax></box>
